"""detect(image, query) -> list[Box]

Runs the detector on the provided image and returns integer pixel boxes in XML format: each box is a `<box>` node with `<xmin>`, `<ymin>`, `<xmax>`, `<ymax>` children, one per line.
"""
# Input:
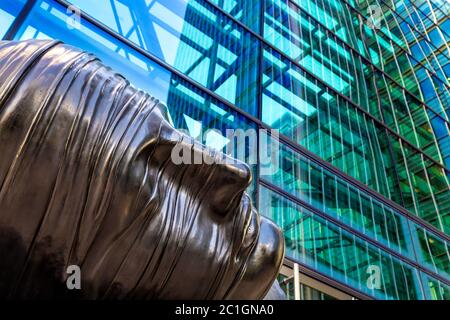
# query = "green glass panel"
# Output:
<box><xmin>260</xmin><ymin>140</ymin><xmax>413</xmax><ymax>258</ymax></box>
<box><xmin>264</xmin><ymin>0</ymin><xmax>370</xmax><ymax>110</ymax></box>
<box><xmin>261</xmin><ymin>47</ymin><xmax>402</xmax><ymax>202</ymax></box>
<box><xmin>414</xmin><ymin>227</ymin><xmax>450</xmax><ymax>278</ymax></box>
<box><xmin>260</xmin><ymin>186</ymin><xmax>424</xmax><ymax>300</ymax></box>
<box><xmin>263</xmin><ymin>0</ymin><xmax>448</xmax><ymax>170</ymax></box>
<box><xmin>390</xmin><ymin>136</ymin><xmax>450</xmax><ymax>233</ymax></box>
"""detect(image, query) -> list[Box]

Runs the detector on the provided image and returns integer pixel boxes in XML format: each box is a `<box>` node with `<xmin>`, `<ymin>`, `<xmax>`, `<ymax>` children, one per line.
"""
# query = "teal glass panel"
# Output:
<box><xmin>264</xmin><ymin>0</ymin><xmax>371</xmax><ymax>112</ymax></box>
<box><xmin>349</xmin><ymin>0</ymin><xmax>450</xmax><ymax>112</ymax></box>
<box><xmin>262</xmin><ymin>47</ymin><xmax>402</xmax><ymax>202</ymax></box>
<box><xmin>421</xmin><ymin>272</ymin><xmax>450</xmax><ymax>300</ymax></box>
<box><xmin>371</xmin><ymin>73</ymin><xmax>446</xmax><ymax>165</ymax></box>
<box><xmin>259</xmin><ymin>139</ymin><xmax>414</xmax><ymax>259</ymax></box>
<box><xmin>262</xmin><ymin>43</ymin><xmax>449</xmax><ymax>234</ymax></box>
<box><xmin>67</xmin><ymin>0</ymin><xmax>259</xmax><ymax>115</ymax></box>
<box><xmin>209</xmin><ymin>0</ymin><xmax>261</xmax><ymax>33</ymax></box>
<box><xmin>263</xmin><ymin>1</ymin><xmax>449</xmax><ymax>169</ymax></box>
<box><xmin>390</xmin><ymin>136</ymin><xmax>450</xmax><ymax>233</ymax></box>
<box><xmin>259</xmin><ymin>186</ymin><xmax>424</xmax><ymax>300</ymax></box>
<box><xmin>414</xmin><ymin>227</ymin><xmax>450</xmax><ymax>278</ymax></box>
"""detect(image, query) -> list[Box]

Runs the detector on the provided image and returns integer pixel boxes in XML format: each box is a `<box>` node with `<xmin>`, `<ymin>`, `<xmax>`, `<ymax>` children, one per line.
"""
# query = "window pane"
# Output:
<box><xmin>421</xmin><ymin>273</ymin><xmax>450</xmax><ymax>300</ymax></box>
<box><xmin>16</xmin><ymin>0</ymin><xmax>172</xmax><ymax>102</ymax></box>
<box><xmin>210</xmin><ymin>0</ymin><xmax>261</xmax><ymax>33</ymax></box>
<box><xmin>263</xmin><ymin>0</ymin><xmax>449</xmax><ymax>168</ymax></box>
<box><xmin>414</xmin><ymin>227</ymin><xmax>450</xmax><ymax>278</ymax></box>
<box><xmin>261</xmin><ymin>47</ymin><xmax>403</xmax><ymax>201</ymax></box>
<box><xmin>390</xmin><ymin>136</ymin><xmax>450</xmax><ymax>233</ymax></box>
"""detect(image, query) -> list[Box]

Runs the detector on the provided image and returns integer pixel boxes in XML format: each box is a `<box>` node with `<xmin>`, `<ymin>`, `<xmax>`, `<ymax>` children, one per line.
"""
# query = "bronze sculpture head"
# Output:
<box><xmin>0</xmin><ymin>40</ymin><xmax>284</xmax><ymax>299</ymax></box>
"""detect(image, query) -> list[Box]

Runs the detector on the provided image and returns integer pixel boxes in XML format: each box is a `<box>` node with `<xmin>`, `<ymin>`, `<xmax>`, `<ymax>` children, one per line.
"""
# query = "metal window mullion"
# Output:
<box><xmin>3</xmin><ymin>0</ymin><xmax>38</xmax><ymax>40</ymax></box>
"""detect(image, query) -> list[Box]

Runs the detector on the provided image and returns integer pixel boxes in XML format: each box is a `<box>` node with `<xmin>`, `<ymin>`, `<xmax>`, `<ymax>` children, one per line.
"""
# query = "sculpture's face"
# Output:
<box><xmin>0</xmin><ymin>40</ymin><xmax>284</xmax><ymax>299</ymax></box>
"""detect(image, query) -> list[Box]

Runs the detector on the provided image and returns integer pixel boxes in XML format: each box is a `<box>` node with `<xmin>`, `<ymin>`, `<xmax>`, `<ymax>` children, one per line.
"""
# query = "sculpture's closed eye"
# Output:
<box><xmin>0</xmin><ymin>39</ymin><xmax>284</xmax><ymax>300</ymax></box>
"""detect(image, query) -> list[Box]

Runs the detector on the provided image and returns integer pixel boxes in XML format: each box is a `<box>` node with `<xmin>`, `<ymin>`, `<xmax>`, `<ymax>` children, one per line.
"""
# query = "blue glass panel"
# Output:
<box><xmin>67</xmin><ymin>0</ymin><xmax>259</xmax><ymax>115</ymax></box>
<box><xmin>16</xmin><ymin>0</ymin><xmax>171</xmax><ymax>103</ymax></box>
<box><xmin>0</xmin><ymin>0</ymin><xmax>26</xmax><ymax>39</ymax></box>
<box><xmin>428</xmin><ymin>28</ymin><xmax>444</xmax><ymax>48</ymax></box>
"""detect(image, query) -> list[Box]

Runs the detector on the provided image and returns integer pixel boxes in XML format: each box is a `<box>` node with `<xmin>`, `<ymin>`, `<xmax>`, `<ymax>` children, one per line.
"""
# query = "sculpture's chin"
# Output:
<box><xmin>229</xmin><ymin>217</ymin><xmax>285</xmax><ymax>300</ymax></box>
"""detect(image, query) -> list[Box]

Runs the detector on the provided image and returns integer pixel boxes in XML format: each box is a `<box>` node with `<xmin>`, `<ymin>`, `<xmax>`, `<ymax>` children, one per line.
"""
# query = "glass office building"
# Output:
<box><xmin>1</xmin><ymin>0</ymin><xmax>449</xmax><ymax>300</ymax></box>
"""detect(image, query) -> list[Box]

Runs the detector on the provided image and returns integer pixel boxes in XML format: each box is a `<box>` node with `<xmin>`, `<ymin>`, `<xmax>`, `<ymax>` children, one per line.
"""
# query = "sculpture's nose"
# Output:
<box><xmin>180</xmin><ymin>137</ymin><xmax>252</xmax><ymax>217</ymax></box>
<box><xmin>228</xmin><ymin>216</ymin><xmax>285</xmax><ymax>299</ymax></box>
